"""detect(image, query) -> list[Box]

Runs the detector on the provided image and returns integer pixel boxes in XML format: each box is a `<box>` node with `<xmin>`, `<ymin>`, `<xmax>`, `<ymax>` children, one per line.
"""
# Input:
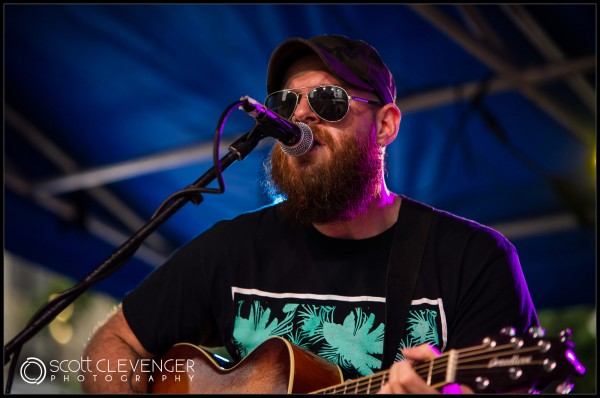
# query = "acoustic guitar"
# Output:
<box><xmin>149</xmin><ymin>327</ymin><xmax>585</xmax><ymax>394</ymax></box>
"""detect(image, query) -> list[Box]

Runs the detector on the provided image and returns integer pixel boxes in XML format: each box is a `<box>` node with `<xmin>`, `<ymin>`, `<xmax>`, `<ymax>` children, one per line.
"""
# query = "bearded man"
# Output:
<box><xmin>82</xmin><ymin>35</ymin><xmax>538</xmax><ymax>394</ymax></box>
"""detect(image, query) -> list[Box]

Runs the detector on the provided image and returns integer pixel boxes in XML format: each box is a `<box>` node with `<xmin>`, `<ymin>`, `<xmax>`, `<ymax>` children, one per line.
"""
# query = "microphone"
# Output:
<box><xmin>239</xmin><ymin>96</ymin><xmax>314</xmax><ymax>157</ymax></box>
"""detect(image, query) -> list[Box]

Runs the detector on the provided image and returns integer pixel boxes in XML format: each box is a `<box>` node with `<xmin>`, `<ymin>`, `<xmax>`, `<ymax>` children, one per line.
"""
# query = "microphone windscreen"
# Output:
<box><xmin>280</xmin><ymin>122</ymin><xmax>314</xmax><ymax>157</ymax></box>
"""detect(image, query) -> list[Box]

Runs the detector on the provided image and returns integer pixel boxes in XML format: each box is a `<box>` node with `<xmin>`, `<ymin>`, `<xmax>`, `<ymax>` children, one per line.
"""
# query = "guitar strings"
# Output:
<box><xmin>412</xmin><ymin>342</ymin><xmax>532</xmax><ymax>374</ymax></box>
<box><xmin>317</xmin><ymin>346</ymin><xmax>468</xmax><ymax>393</ymax></box>
<box><xmin>313</xmin><ymin>342</ymin><xmax>540</xmax><ymax>393</ymax></box>
<box><xmin>454</xmin><ymin>359</ymin><xmax>547</xmax><ymax>371</ymax></box>
<box><xmin>315</xmin><ymin>371</ymin><xmax>389</xmax><ymax>394</ymax></box>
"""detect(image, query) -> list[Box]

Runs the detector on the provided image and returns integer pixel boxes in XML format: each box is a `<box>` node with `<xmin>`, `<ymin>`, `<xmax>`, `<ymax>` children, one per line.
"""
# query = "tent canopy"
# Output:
<box><xmin>4</xmin><ymin>4</ymin><xmax>596</xmax><ymax>310</ymax></box>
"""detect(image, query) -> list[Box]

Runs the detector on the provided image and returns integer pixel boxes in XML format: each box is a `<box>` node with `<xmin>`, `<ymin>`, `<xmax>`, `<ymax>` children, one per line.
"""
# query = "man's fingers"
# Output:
<box><xmin>401</xmin><ymin>343</ymin><xmax>440</xmax><ymax>361</ymax></box>
<box><xmin>384</xmin><ymin>360</ymin><xmax>438</xmax><ymax>394</ymax></box>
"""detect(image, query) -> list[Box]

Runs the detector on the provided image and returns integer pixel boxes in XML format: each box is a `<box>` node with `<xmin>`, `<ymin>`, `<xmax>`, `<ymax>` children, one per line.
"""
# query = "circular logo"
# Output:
<box><xmin>20</xmin><ymin>357</ymin><xmax>47</xmax><ymax>385</ymax></box>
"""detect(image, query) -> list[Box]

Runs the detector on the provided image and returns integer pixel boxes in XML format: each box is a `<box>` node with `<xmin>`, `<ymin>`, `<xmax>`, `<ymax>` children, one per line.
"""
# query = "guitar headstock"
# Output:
<box><xmin>453</xmin><ymin>327</ymin><xmax>586</xmax><ymax>394</ymax></box>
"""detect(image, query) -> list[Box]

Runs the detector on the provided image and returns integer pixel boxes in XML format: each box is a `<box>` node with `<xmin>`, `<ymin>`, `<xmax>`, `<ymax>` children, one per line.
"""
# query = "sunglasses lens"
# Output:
<box><xmin>265</xmin><ymin>91</ymin><xmax>298</xmax><ymax>120</ymax></box>
<box><xmin>309</xmin><ymin>86</ymin><xmax>349</xmax><ymax>121</ymax></box>
<box><xmin>265</xmin><ymin>86</ymin><xmax>350</xmax><ymax>121</ymax></box>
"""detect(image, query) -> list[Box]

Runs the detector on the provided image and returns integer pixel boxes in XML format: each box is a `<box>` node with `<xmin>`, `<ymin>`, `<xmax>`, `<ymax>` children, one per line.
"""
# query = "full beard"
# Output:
<box><xmin>264</xmin><ymin>125</ymin><xmax>384</xmax><ymax>225</ymax></box>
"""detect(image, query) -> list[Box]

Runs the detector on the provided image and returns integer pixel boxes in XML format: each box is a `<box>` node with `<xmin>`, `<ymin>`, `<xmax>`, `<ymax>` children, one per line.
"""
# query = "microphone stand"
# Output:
<box><xmin>3</xmin><ymin>102</ymin><xmax>266</xmax><ymax>392</ymax></box>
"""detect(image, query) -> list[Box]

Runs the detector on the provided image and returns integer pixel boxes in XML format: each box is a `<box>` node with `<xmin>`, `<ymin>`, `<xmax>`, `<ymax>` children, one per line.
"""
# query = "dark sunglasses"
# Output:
<box><xmin>264</xmin><ymin>85</ymin><xmax>384</xmax><ymax>122</ymax></box>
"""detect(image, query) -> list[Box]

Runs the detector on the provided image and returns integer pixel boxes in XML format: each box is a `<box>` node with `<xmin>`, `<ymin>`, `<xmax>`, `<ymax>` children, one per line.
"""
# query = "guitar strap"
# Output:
<box><xmin>382</xmin><ymin>195</ymin><xmax>434</xmax><ymax>370</ymax></box>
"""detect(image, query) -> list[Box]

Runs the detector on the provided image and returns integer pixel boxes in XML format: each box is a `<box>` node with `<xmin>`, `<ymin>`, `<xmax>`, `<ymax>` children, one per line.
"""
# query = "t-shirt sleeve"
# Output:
<box><xmin>446</xmin><ymin>227</ymin><xmax>539</xmax><ymax>349</ymax></box>
<box><xmin>122</xmin><ymin>232</ymin><xmax>218</xmax><ymax>355</ymax></box>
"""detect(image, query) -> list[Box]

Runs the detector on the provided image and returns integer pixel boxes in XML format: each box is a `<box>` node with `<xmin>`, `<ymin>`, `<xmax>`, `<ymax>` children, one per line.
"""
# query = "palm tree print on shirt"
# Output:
<box><xmin>233</xmin><ymin>300</ymin><xmax>296</xmax><ymax>356</ymax></box>
<box><xmin>319</xmin><ymin>308</ymin><xmax>384</xmax><ymax>375</ymax></box>
<box><xmin>394</xmin><ymin>309</ymin><xmax>440</xmax><ymax>362</ymax></box>
<box><xmin>233</xmin><ymin>301</ymin><xmax>384</xmax><ymax>376</ymax></box>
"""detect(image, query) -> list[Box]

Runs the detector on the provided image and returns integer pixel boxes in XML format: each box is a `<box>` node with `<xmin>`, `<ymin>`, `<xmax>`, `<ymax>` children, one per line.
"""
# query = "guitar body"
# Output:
<box><xmin>149</xmin><ymin>336</ymin><xmax>344</xmax><ymax>394</ymax></box>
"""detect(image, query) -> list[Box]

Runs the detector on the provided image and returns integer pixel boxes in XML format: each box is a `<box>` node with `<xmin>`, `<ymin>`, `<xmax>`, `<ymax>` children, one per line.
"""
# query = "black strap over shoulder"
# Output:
<box><xmin>382</xmin><ymin>195</ymin><xmax>434</xmax><ymax>369</ymax></box>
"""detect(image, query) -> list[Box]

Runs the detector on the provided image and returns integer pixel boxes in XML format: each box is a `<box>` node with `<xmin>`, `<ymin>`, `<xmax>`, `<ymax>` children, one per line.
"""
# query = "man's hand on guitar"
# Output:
<box><xmin>377</xmin><ymin>344</ymin><xmax>474</xmax><ymax>394</ymax></box>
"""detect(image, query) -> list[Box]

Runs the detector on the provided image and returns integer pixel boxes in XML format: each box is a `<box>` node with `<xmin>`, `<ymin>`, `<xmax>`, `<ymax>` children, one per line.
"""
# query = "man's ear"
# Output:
<box><xmin>376</xmin><ymin>103</ymin><xmax>401</xmax><ymax>147</ymax></box>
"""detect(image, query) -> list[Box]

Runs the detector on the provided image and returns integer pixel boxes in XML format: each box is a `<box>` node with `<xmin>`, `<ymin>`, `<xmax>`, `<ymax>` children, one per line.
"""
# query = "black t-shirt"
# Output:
<box><xmin>123</xmin><ymin>197</ymin><xmax>538</xmax><ymax>380</ymax></box>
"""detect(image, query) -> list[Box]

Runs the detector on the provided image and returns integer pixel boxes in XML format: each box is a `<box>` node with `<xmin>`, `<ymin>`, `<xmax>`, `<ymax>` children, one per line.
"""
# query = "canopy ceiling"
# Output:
<box><xmin>4</xmin><ymin>4</ymin><xmax>596</xmax><ymax>310</ymax></box>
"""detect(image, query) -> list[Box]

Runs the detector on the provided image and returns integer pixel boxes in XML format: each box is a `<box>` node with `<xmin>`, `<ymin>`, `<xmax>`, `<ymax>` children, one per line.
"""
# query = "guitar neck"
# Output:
<box><xmin>312</xmin><ymin>332</ymin><xmax>584</xmax><ymax>395</ymax></box>
<box><xmin>312</xmin><ymin>347</ymin><xmax>462</xmax><ymax>394</ymax></box>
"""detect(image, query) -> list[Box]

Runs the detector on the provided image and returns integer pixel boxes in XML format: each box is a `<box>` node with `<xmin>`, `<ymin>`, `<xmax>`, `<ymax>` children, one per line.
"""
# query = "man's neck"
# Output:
<box><xmin>313</xmin><ymin>190</ymin><xmax>401</xmax><ymax>240</ymax></box>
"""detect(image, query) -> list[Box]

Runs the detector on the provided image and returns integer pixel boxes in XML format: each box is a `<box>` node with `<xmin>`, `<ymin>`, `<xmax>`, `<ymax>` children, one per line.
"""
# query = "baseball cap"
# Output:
<box><xmin>266</xmin><ymin>34</ymin><xmax>396</xmax><ymax>104</ymax></box>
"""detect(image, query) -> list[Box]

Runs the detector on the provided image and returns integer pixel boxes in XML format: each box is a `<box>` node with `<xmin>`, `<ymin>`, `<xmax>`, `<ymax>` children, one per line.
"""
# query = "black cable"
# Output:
<box><xmin>149</xmin><ymin>100</ymin><xmax>243</xmax><ymax>220</ymax></box>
